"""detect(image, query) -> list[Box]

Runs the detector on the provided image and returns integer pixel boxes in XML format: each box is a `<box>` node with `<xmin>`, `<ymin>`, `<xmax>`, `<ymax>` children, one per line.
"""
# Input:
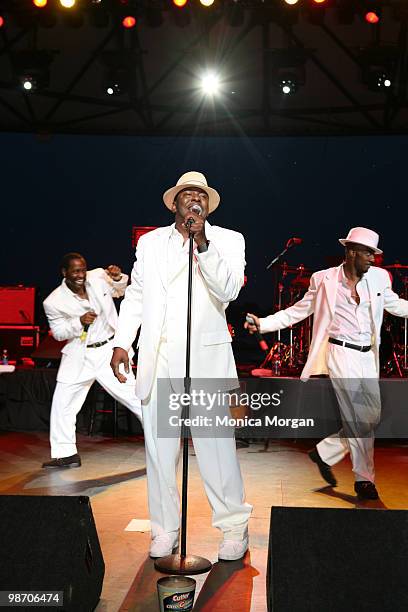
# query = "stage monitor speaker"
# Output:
<box><xmin>267</xmin><ymin>506</ymin><xmax>408</xmax><ymax>612</ymax></box>
<box><xmin>0</xmin><ymin>496</ymin><xmax>105</xmax><ymax>612</ymax></box>
<box><xmin>0</xmin><ymin>286</ymin><xmax>36</xmax><ymax>324</ymax></box>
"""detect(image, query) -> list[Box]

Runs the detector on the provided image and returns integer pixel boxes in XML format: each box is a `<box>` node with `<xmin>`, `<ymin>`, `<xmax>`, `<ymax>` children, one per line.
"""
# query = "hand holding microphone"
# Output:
<box><xmin>80</xmin><ymin>310</ymin><xmax>97</xmax><ymax>342</ymax></box>
<box><xmin>184</xmin><ymin>204</ymin><xmax>207</xmax><ymax>247</ymax></box>
<box><xmin>244</xmin><ymin>313</ymin><xmax>269</xmax><ymax>352</ymax></box>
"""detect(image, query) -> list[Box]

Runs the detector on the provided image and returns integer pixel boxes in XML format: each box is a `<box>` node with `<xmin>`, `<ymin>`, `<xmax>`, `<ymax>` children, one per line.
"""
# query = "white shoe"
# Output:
<box><xmin>149</xmin><ymin>532</ymin><xmax>179</xmax><ymax>558</ymax></box>
<box><xmin>218</xmin><ymin>536</ymin><xmax>249</xmax><ymax>561</ymax></box>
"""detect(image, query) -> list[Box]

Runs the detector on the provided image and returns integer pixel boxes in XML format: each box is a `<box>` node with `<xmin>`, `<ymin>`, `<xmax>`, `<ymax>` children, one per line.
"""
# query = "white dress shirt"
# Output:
<box><xmin>327</xmin><ymin>265</ymin><xmax>373</xmax><ymax>345</ymax></box>
<box><xmin>68</xmin><ymin>281</ymin><xmax>114</xmax><ymax>344</ymax></box>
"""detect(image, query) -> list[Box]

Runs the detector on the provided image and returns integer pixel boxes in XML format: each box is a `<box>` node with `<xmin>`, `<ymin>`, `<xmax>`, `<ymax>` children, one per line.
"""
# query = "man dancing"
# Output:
<box><xmin>111</xmin><ymin>171</ymin><xmax>252</xmax><ymax>560</ymax></box>
<box><xmin>245</xmin><ymin>227</ymin><xmax>408</xmax><ymax>500</ymax></box>
<box><xmin>42</xmin><ymin>253</ymin><xmax>141</xmax><ymax>468</ymax></box>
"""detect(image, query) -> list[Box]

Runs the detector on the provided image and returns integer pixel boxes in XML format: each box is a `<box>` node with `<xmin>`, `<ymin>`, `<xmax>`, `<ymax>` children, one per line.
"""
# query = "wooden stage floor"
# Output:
<box><xmin>1</xmin><ymin>431</ymin><xmax>408</xmax><ymax>611</ymax></box>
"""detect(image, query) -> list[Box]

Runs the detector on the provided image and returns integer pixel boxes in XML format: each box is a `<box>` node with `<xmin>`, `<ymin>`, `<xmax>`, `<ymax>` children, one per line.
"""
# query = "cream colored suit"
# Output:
<box><xmin>114</xmin><ymin>223</ymin><xmax>252</xmax><ymax>538</ymax></box>
<box><xmin>43</xmin><ymin>268</ymin><xmax>141</xmax><ymax>458</ymax></box>
<box><xmin>260</xmin><ymin>265</ymin><xmax>408</xmax><ymax>482</ymax></box>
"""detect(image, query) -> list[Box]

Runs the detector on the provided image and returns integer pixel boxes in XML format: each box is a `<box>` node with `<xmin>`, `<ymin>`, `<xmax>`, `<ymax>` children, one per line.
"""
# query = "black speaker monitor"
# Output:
<box><xmin>268</xmin><ymin>506</ymin><xmax>408</xmax><ymax>612</ymax></box>
<box><xmin>0</xmin><ymin>496</ymin><xmax>105</xmax><ymax>612</ymax></box>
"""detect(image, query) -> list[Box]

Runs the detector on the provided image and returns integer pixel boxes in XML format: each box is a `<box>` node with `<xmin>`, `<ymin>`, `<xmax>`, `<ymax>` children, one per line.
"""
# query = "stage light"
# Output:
<box><xmin>60</xmin><ymin>0</ymin><xmax>76</xmax><ymax>8</ymax></box>
<box><xmin>173</xmin><ymin>0</ymin><xmax>188</xmax><ymax>7</ymax></box>
<box><xmin>200</xmin><ymin>72</ymin><xmax>220</xmax><ymax>96</ymax></box>
<box><xmin>122</xmin><ymin>15</ymin><xmax>136</xmax><ymax>28</ymax></box>
<box><xmin>0</xmin><ymin>16</ymin><xmax>4</xmax><ymax>27</ymax></box>
<box><xmin>13</xmin><ymin>50</ymin><xmax>54</xmax><ymax>93</ymax></box>
<box><xmin>284</xmin><ymin>0</ymin><xmax>300</xmax><ymax>5</ymax></box>
<box><xmin>365</xmin><ymin>70</ymin><xmax>392</xmax><ymax>91</ymax></box>
<box><xmin>22</xmin><ymin>79</ymin><xmax>33</xmax><ymax>91</ymax></box>
<box><xmin>100</xmin><ymin>51</ymin><xmax>138</xmax><ymax>98</ymax></box>
<box><xmin>279</xmin><ymin>75</ymin><xmax>297</xmax><ymax>95</ymax></box>
<box><xmin>365</xmin><ymin>11</ymin><xmax>380</xmax><ymax>24</ymax></box>
<box><xmin>33</xmin><ymin>0</ymin><xmax>48</xmax><ymax>7</ymax></box>
<box><xmin>200</xmin><ymin>0</ymin><xmax>215</xmax><ymax>6</ymax></box>
<box><xmin>359</xmin><ymin>46</ymin><xmax>396</xmax><ymax>93</ymax></box>
<box><xmin>271</xmin><ymin>48</ymin><xmax>307</xmax><ymax>96</ymax></box>
<box><xmin>312</xmin><ymin>0</ymin><xmax>326</xmax><ymax>3</ymax></box>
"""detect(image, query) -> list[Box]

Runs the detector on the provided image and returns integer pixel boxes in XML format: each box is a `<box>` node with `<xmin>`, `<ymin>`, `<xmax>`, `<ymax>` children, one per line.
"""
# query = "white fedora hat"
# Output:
<box><xmin>163</xmin><ymin>171</ymin><xmax>220</xmax><ymax>213</ymax></box>
<box><xmin>339</xmin><ymin>227</ymin><xmax>382</xmax><ymax>254</ymax></box>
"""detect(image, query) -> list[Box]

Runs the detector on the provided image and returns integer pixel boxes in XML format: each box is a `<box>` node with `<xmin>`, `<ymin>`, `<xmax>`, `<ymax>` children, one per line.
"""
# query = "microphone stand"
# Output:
<box><xmin>266</xmin><ymin>244</ymin><xmax>291</xmax><ymax>270</ymax></box>
<box><xmin>154</xmin><ymin>230</ymin><xmax>212</xmax><ymax>576</ymax></box>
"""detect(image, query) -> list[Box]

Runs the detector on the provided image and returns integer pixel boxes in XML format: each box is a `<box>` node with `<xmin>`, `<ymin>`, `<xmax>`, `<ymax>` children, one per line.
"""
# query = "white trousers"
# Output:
<box><xmin>50</xmin><ymin>341</ymin><xmax>141</xmax><ymax>458</ymax></box>
<box><xmin>142</xmin><ymin>340</ymin><xmax>252</xmax><ymax>538</ymax></box>
<box><xmin>317</xmin><ymin>343</ymin><xmax>381</xmax><ymax>483</ymax></box>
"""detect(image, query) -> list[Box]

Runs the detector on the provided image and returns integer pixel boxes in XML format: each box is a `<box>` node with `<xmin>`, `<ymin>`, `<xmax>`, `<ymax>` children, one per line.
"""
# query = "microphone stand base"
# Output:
<box><xmin>154</xmin><ymin>553</ymin><xmax>212</xmax><ymax>575</ymax></box>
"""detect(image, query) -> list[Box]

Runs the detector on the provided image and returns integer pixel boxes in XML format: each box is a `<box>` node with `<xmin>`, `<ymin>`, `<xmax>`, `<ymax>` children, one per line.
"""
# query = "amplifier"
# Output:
<box><xmin>0</xmin><ymin>325</ymin><xmax>40</xmax><ymax>362</ymax></box>
<box><xmin>0</xmin><ymin>286</ymin><xmax>36</xmax><ymax>325</ymax></box>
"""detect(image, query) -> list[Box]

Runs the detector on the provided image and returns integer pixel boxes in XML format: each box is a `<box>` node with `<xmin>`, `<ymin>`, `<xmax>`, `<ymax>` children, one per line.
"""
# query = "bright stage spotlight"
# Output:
<box><xmin>122</xmin><ymin>15</ymin><xmax>136</xmax><ymax>28</ymax></box>
<box><xmin>33</xmin><ymin>0</ymin><xmax>48</xmax><ymax>7</ymax></box>
<box><xmin>312</xmin><ymin>0</ymin><xmax>326</xmax><ymax>3</ymax></box>
<box><xmin>0</xmin><ymin>16</ymin><xmax>4</xmax><ymax>27</ymax></box>
<box><xmin>200</xmin><ymin>72</ymin><xmax>220</xmax><ymax>96</ymax></box>
<box><xmin>365</xmin><ymin>11</ymin><xmax>380</xmax><ymax>24</ymax></box>
<box><xmin>173</xmin><ymin>0</ymin><xmax>188</xmax><ymax>7</ymax></box>
<box><xmin>60</xmin><ymin>0</ymin><xmax>76</xmax><ymax>7</ymax></box>
<box><xmin>284</xmin><ymin>0</ymin><xmax>300</xmax><ymax>5</ymax></box>
<box><xmin>200</xmin><ymin>0</ymin><xmax>215</xmax><ymax>6</ymax></box>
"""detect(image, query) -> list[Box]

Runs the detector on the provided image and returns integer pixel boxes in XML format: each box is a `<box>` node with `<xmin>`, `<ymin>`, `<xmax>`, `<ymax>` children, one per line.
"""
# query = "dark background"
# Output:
<box><xmin>1</xmin><ymin>132</ymin><xmax>406</xmax><ymax>316</ymax></box>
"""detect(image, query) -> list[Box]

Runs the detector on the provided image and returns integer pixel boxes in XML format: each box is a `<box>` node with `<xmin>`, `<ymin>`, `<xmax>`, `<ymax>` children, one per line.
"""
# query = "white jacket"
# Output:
<box><xmin>260</xmin><ymin>265</ymin><xmax>408</xmax><ymax>380</ymax></box>
<box><xmin>113</xmin><ymin>223</ymin><xmax>245</xmax><ymax>400</ymax></box>
<box><xmin>43</xmin><ymin>268</ymin><xmax>128</xmax><ymax>383</ymax></box>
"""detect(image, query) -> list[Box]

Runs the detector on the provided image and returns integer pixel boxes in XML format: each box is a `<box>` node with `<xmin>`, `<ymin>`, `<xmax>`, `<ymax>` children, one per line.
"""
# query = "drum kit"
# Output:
<box><xmin>258</xmin><ymin>262</ymin><xmax>313</xmax><ymax>375</ymax></box>
<box><xmin>255</xmin><ymin>262</ymin><xmax>408</xmax><ymax>378</ymax></box>
<box><xmin>381</xmin><ymin>264</ymin><xmax>408</xmax><ymax>377</ymax></box>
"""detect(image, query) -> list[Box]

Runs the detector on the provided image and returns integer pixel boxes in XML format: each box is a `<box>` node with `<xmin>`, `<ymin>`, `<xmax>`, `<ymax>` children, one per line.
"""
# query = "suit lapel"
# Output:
<box><xmin>156</xmin><ymin>225</ymin><xmax>173</xmax><ymax>290</ymax></box>
<box><xmin>365</xmin><ymin>268</ymin><xmax>379</xmax><ymax>332</ymax></box>
<box><xmin>323</xmin><ymin>265</ymin><xmax>342</xmax><ymax>318</ymax></box>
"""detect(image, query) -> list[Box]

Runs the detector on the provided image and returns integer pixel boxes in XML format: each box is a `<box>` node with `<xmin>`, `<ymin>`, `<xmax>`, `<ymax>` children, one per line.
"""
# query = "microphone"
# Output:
<box><xmin>246</xmin><ymin>315</ymin><xmax>269</xmax><ymax>352</ymax></box>
<box><xmin>80</xmin><ymin>323</ymin><xmax>90</xmax><ymax>342</ymax></box>
<box><xmin>286</xmin><ymin>237</ymin><xmax>302</xmax><ymax>249</ymax></box>
<box><xmin>80</xmin><ymin>311</ymin><xmax>96</xmax><ymax>342</ymax></box>
<box><xmin>186</xmin><ymin>204</ymin><xmax>203</xmax><ymax>228</ymax></box>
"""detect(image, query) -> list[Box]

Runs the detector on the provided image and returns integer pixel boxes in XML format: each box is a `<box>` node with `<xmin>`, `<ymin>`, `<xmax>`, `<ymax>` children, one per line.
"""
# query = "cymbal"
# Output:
<box><xmin>384</xmin><ymin>264</ymin><xmax>408</xmax><ymax>270</ymax></box>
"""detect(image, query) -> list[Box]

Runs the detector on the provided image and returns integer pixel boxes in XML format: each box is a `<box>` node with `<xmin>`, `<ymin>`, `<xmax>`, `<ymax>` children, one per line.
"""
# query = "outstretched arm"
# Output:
<box><xmin>259</xmin><ymin>273</ymin><xmax>318</xmax><ymax>333</ymax></box>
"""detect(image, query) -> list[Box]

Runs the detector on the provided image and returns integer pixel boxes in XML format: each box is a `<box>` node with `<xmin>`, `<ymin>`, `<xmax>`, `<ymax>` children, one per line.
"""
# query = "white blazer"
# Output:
<box><xmin>113</xmin><ymin>223</ymin><xmax>245</xmax><ymax>400</ymax></box>
<box><xmin>260</xmin><ymin>265</ymin><xmax>408</xmax><ymax>380</ymax></box>
<box><xmin>43</xmin><ymin>268</ymin><xmax>129</xmax><ymax>383</ymax></box>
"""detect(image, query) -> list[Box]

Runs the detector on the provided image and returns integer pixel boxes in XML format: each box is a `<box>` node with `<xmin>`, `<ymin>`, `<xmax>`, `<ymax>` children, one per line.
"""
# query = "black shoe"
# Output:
<box><xmin>42</xmin><ymin>454</ymin><xmax>81</xmax><ymax>469</ymax></box>
<box><xmin>308</xmin><ymin>449</ymin><xmax>337</xmax><ymax>487</ymax></box>
<box><xmin>354</xmin><ymin>481</ymin><xmax>379</xmax><ymax>500</ymax></box>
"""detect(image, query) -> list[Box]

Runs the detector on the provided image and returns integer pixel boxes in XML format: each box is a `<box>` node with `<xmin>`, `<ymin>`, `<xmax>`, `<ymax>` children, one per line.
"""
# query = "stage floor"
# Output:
<box><xmin>1</xmin><ymin>431</ymin><xmax>408</xmax><ymax>611</ymax></box>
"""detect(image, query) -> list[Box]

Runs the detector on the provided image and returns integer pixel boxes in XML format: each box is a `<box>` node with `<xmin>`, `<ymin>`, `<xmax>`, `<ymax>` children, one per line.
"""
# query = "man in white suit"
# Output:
<box><xmin>111</xmin><ymin>171</ymin><xmax>252</xmax><ymax>560</ymax></box>
<box><xmin>246</xmin><ymin>227</ymin><xmax>408</xmax><ymax>500</ymax></box>
<box><xmin>42</xmin><ymin>252</ymin><xmax>141</xmax><ymax>468</ymax></box>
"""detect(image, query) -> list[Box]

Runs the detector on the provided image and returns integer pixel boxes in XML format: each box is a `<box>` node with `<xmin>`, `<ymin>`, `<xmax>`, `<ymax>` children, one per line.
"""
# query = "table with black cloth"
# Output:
<box><xmin>0</xmin><ymin>368</ymin><xmax>143</xmax><ymax>435</ymax></box>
